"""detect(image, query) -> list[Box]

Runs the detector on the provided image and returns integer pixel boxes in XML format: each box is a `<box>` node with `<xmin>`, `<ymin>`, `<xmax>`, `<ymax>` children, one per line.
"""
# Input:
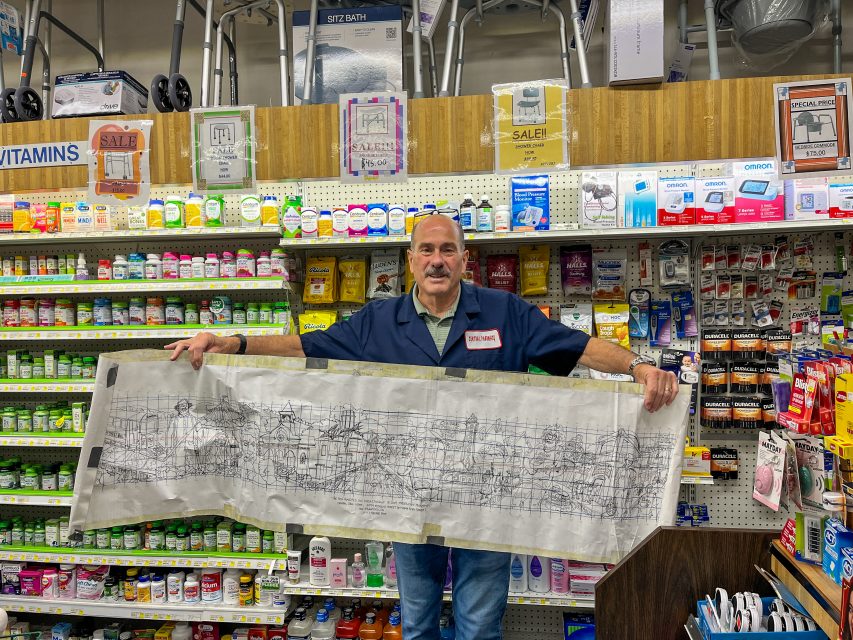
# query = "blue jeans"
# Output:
<box><xmin>395</xmin><ymin>542</ymin><xmax>510</xmax><ymax>640</ymax></box>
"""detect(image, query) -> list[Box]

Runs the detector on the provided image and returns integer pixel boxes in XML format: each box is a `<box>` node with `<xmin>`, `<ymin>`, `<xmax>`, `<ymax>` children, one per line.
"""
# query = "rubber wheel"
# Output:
<box><xmin>0</xmin><ymin>88</ymin><xmax>19</xmax><ymax>123</ymax></box>
<box><xmin>168</xmin><ymin>73</ymin><xmax>192</xmax><ymax>112</ymax></box>
<box><xmin>13</xmin><ymin>87</ymin><xmax>42</xmax><ymax>122</ymax></box>
<box><xmin>150</xmin><ymin>74</ymin><xmax>173</xmax><ymax>113</ymax></box>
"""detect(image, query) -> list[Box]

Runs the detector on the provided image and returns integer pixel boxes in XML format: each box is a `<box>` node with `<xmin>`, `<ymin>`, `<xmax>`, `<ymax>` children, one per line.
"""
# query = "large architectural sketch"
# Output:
<box><xmin>71</xmin><ymin>351</ymin><xmax>690</xmax><ymax>563</ymax></box>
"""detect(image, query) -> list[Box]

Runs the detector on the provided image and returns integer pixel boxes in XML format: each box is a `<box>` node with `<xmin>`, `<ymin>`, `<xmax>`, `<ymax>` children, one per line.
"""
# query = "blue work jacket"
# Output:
<box><xmin>300</xmin><ymin>282</ymin><xmax>590</xmax><ymax>375</ymax></box>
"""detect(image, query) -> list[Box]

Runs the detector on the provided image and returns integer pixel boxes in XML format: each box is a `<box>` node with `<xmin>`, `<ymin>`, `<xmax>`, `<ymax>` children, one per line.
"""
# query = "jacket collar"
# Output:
<box><xmin>397</xmin><ymin>282</ymin><xmax>482</xmax><ymax>363</ymax></box>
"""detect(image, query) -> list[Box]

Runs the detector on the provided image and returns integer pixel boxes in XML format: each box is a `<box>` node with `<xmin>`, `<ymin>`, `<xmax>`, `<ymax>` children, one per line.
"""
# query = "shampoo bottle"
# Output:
<box><xmin>309</xmin><ymin>535</ymin><xmax>332</xmax><ymax>586</ymax></box>
<box><xmin>508</xmin><ymin>553</ymin><xmax>527</xmax><ymax>593</ymax></box>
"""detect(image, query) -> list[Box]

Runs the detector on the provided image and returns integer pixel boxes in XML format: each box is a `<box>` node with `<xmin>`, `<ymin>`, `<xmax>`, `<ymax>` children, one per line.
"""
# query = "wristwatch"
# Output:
<box><xmin>232</xmin><ymin>334</ymin><xmax>247</xmax><ymax>355</ymax></box>
<box><xmin>627</xmin><ymin>354</ymin><xmax>656</xmax><ymax>375</ymax></box>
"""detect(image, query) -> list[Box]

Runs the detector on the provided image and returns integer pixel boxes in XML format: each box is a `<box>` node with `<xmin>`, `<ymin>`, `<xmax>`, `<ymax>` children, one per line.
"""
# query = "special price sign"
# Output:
<box><xmin>774</xmin><ymin>78</ymin><xmax>853</xmax><ymax>179</ymax></box>
<box><xmin>339</xmin><ymin>93</ymin><xmax>407</xmax><ymax>183</ymax></box>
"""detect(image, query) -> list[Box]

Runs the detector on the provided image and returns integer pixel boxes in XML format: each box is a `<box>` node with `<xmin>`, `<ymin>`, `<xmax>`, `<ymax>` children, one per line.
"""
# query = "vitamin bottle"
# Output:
<box><xmin>204</xmin><ymin>194</ymin><xmax>225</xmax><ymax>227</ymax></box>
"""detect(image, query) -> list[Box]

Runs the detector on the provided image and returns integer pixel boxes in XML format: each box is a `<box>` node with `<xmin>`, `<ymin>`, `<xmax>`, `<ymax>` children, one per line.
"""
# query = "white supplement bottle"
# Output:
<box><xmin>222</xmin><ymin>568</ymin><xmax>240</xmax><ymax>605</ymax></box>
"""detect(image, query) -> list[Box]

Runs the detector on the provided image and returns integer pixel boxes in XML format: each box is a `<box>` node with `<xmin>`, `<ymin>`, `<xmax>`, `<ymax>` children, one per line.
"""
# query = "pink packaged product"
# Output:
<box><xmin>560</xmin><ymin>245</ymin><xmax>592</xmax><ymax>296</ymax></box>
<box><xmin>732</xmin><ymin>160</ymin><xmax>784</xmax><ymax>223</ymax></box>
<box><xmin>75</xmin><ymin>565</ymin><xmax>109</xmax><ymax>600</ymax></box>
<box><xmin>19</xmin><ymin>568</ymin><xmax>44</xmax><ymax>596</ymax></box>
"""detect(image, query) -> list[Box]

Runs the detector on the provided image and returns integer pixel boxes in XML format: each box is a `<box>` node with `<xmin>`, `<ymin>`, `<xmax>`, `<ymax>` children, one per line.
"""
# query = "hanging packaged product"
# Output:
<box><xmin>164</xmin><ymin>196</ymin><xmax>184</xmax><ymax>229</ymax></box>
<box><xmin>628</xmin><ymin>289</ymin><xmax>650</xmax><ymax>338</ymax></box>
<box><xmin>303</xmin><ymin>256</ymin><xmax>338</xmax><ymax>304</ymax></box>
<box><xmin>671</xmin><ymin>290</ymin><xmax>697</xmax><ymax>339</ymax></box>
<box><xmin>591</xmin><ymin>249</ymin><xmax>627</xmax><ymax>301</ymax></box>
<box><xmin>593</xmin><ymin>303</ymin><xmax>630</xmax><ymax>350</ymax></box>
<box><xmin>649</xmin><ymin>300</ymin><xmax>672</xmax><ymax>347</ymax></box>
<box><xmin>368</xmin><ymin>249</ymin><xmax>401</xmax><ymax>299</ymax></box>
<box><xmin>559</xmin><ymin>303</ymin><xmax>593</xmax><ymax>335</ymax></box>
<box><xmin>462</xmin><ymin>247</ymin><xmax>482</xmax><ymax>286</ymax></box>
<box><xmin>731</xmin><ymin>329</ymin><xmax>765</xmax><ymax>361</ymax></box>
<box><xmin>580</xmin><ymin>172</ymin><xmax>618</xmax><ymax>229</ymax></box>
<box><xmin>731</xmin><ymin>363</ymin><xmax>760</xmax><ymax>394</ymax></box>
<box><xmin>656</xmin><ymin>176</ymin><xmax>695</xmax><ymax>226</ymax></box>
<box><xmin>338</xmin><ymin>256</ymin><xmax>367</xmax><ymax>304</ymax></box>
<box><xmin>638</xmin><ymin>242</ymin><xmax>653</xmax><ymax>287</ymax></box>
<box><xmin>788</xmin><ymin>271</ymin><xmax>817</xmax><ymax>300</ymax></box>
<box><xmin>298</xmin><ymin>310</ymin><xmax>338</xmax><ymax>334</ymax></box>
<box><xmin>659</xmin><ymin>348</ymin><xmax>700</xmax><ymax>413</ymax></box>
<box><xmin>790</xmin><ymin>305</ymin><xmax>820</xmax><ymax>337</ymax></box>
<box><xmin>753</xmin><ymin>431</ymin><xmax>785</xmax><ymax>511</ymax></box>
<box><xmin>282</xmin><ymin>196</ymin><xmax>302</xmax><ymax>238</ymax></box>
<box><xmin>519</xmin><ymin>245</ymin><xmax>549</xmax><ymax>296</ymax></box>
<box><xmin>702</xmin><ymin>362</ymin><xmax>729</xmax><ymax>394</ymax></box>
<box><xmin>510</xmin><ymin>174</ymin><xmax>550</xmax><ymax>231</ymax></box>
<box><xmin>732</xmin><ymin>397</ymin><xmax>761</xmax><ymax>429</ymax></box>
<box><xmin>710</xmin><ymin>448</ymin><xmax>739</xmax><ymax>479</ymax></box>
<box><xmin>700</xmin><ymin>329</ymin><xmax>731</xmax><ymax>361</ymax></box>
<box><xmin>559</xmin><ymin>245</ymin><xmax>592</xmax><ymax>296</ymax></box>
<box><xmin>821</xmin><ymin>272</ymin><xmax>844</xmax><ymax>314</ymax></box>
<box><xmin>695</xmin><ymin>177</ymin><xmax>735</xmax><ymax>225</ymax></box>
<box><xmin>765</xmin><ymin>330</ymin><xmax>792</xmax><ymax>360</ymax></box>
<box><xmin>658</xmin><ymin>239</ymin><xmax>690</xmax><ymax>289</ymax></box>
<box><xmin>204</xmin><ymin>195</ymin><xmax>225</xmax><ymax>227</ymax></box>
<box><xmin>240</xmin><ymin>194</ymin><xmax>262</xmax><ymax>227</ymax></box>
<box><xmin>617</xmin><ymin>170</ymin><xmax>658</xmax><ymax>227</ymax></box>
<box><xmin>486</xmin><ymin>254</ymin><xmax>518</xmax><ymax>293</ymax></box>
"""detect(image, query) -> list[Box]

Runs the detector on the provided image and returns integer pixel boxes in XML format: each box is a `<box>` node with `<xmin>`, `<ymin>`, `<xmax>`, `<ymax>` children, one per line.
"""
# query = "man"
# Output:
<box><xmin>167</xmin><ymin>214</ymin><xmax>677</xmax><ymax>640</ymax></box>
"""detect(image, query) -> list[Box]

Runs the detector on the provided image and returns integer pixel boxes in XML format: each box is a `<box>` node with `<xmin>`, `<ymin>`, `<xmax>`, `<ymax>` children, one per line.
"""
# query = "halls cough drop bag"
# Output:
<box><xmin>520</xmin><ymin>244</ymin><xmax>549</xmax><ymax>296</ymax></box>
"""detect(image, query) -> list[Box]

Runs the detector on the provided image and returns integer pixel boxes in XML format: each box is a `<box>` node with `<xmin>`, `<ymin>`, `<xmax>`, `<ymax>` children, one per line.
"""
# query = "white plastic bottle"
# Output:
<box><xmin>309</xmin><ymin>535</ymin><xmax>332</xmax><ymax>586</ymax></box>
<box><xmin>287</xmin><ymin>607</ymin><xmax>313</xmax><ymax>640</ymax></box>
<box><xmin>172</xmin><ymin>624</ymin><xmax>192</xmax><ymax>640</ymax></box>
<box><xmin>494</xmin><ymin>204</ymin><xmax>511</xmax><ymax>232</ymax></box>
<box><xmin>508</xmin><ymin>553</ymin><xmax>527</xmax><ymax>593</ymax></box>
<box><xmin>527</xmin><ymin>555</ymin><xmax>550</xmax><ymax>593</ymax></box>
<box><xmin>311</xmin><ymin>608</ymin><xmax>335</xmax><ymax>640</ymax></box>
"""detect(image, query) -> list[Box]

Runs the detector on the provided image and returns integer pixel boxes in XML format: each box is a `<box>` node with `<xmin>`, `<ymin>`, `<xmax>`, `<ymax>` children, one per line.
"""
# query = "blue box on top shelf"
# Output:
<box><xmin>510</xmin><ymin>174</ymin><xmax>550</xmax><ymax>231</ymax></box>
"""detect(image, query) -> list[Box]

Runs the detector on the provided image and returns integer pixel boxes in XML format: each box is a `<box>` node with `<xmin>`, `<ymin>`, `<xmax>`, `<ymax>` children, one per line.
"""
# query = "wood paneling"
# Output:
<box><xmin>594</xmin><ymin>527</ymin><xmax>778</xmax><ymax>640</ymax></box>
<box><xmin>0</xmin><ymin>74</ymin><xmax>845</xmax><ymax>192</ymax></box>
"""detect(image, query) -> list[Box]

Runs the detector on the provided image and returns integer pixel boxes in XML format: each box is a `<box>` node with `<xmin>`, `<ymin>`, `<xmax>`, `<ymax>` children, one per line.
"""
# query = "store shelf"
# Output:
<box><xmin>280</xmin><ymin>218</ymin><xmax>853</xmax><ymax>248</ymax></box>
<box><xmin>0</xmin><ymin>228</ymin><xmax>282</xmax><ymax>246</ymax></box>
<box><xmin>0</xmin><ymin>277</ymin><xmax>287</xmax><ymax>296</ymax></box>
<box><xmin>0</xmin><ymin>325</ymin><xmax>284</xmax><ymax>341</ymax></box>
<box><xmin>681</xmin><ymin>476</ymin><xmax>714</xmax><ymax>485</ymax></box>
<box><xmin>0</xmin><ymin>380</ymin><xmax>94</xmax><ymax>393</ymax></box>
<box><xmin>282</xmin><ymin>577</ymin><xmax>594</xmax><ymax>608</ymax></box>
<box><xmin>0</xmin><ymin>490</ymin><xmax>72</xmax><ymax>505</ymax></box>
<box><xmin>769</xmin><ymin>540</ymin><xmax>839</xmax><ymax>638</ymax></box>
<box><xmin>0</xmin><ymin>434</ymin><xmax>83</xmax><ymax>447</ymax></box>
<box><xmin>0</xmin><ymin>547</ymin><xmax>285</xmax><ymax>569</ymax></box>
<box><xmin>0</xmin><ymin>595</ymin><xmax>288</xmax><ymax>624</ymax></box>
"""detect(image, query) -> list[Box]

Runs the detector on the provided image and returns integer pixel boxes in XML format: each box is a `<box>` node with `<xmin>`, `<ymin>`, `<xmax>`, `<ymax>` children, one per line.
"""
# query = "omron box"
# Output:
<box><xmin>606</xmin><ymin>0</ymin><xmax>664</xmax><ymax>85</ymax></box>
<box><xmin>784</xmin><ymin>177</ymin><xmax>829</xmax><ymax>220</ymax></box>
<box><xmin>829</xmin><ymin>181</ymin><xmax>853</xmax><ymax>218</ymax></box>
<box><xmin>52</xmin><ymin>71</ymin><xmax>147</xmax><ymax>118</ymax></box>
<box><xmin>696</xmin><ymin>177</ymin><xmax>735</xmax><ymax>224</ymax></box>
<box><xmin>732</xmin><ymin>160</ymin><xmax>784</xmax><ymax>223</ymax></box>
<box><xmin>292</xmin><ymin>6</ymin><xmax>403</xmax><ymax>105</ymax></box>
<box><xmin>657</xmin><ymin>176</ymin><xmax>695</xmax><ymax>225</ymax></box>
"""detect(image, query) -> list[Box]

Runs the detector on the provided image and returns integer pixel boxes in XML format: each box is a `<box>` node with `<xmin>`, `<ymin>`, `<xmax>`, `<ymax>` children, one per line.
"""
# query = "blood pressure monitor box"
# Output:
<box><xmin>696</xmin><ymin>177</ymin><xmax>735</xmax><ymax>225</ymax></box>
<box><xmin>617</xmin><ymin>171</ymin><xmax>657</xmax><ymax>227</ymax></box>
<box><xmin>656</xmin><ymin>176</ymin><xmax>695</xmax><ymax>226</ymax></box>
<box><xmin>732</xmin><ymin>160</ymin><xmax>784</xmax><ymax>223</ymax></box>
<box><xmin>829</xmin><ymin>181</ymin><xmax>853</xmax><ymax>218</ymax></box>
<box><xmin>784</xmin><ymin>177</ymin><xmax>829</xmax><ymax>220</ymax></box>
<box><xmin>293</xmin><ymin>6</ymin><xmax>403</xmax><ymax>105</ymax></box>
<box><xmin>580</xmin><ymin>171</ymin><xmax>618</xmax><ymax>229</ymax></box>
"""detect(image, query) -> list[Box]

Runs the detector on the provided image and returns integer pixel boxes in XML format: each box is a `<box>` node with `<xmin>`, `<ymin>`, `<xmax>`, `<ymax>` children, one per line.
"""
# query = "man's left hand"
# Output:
<box><xmin>632</xmin><ymin>364</ymin><xmax>679</xmax><ymax>412</ymax></box>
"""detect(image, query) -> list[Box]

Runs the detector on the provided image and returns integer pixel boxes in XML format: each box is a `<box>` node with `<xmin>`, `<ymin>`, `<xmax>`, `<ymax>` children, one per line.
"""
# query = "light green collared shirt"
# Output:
<box><xmin>411</xmin><ymin>284</ymin><xmax>461</xmax><ymax>355</ymax></box>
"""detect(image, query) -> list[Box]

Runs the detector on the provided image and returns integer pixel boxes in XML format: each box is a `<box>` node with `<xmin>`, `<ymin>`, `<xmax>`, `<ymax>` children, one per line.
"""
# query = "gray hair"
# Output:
<box><xmin>409</xmin><ymin>214</ymin><xmax>466</xmax><ymax>250</ymax></box>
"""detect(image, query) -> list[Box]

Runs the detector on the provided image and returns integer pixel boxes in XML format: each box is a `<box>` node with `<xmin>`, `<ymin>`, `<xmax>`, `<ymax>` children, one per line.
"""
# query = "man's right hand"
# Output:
<box><xmin>164</xmin><ymin>332</ymin><xmax>238</xmax><ymax>370</ymax></box>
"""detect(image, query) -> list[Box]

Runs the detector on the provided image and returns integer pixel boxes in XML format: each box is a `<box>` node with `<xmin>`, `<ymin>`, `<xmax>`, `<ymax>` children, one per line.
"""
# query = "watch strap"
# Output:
<box><xmin>232</xmin><ymin>333</ymin><xmax>247</xmax><ymax>355</ymax></box>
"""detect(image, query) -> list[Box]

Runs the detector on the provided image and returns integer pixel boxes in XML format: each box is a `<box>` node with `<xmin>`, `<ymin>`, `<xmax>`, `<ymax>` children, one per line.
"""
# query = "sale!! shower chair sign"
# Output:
<box><xmin>773</xmin><ymin>77</ymin><xmax>853</xmax><ymax>179</ymax></box>
<box><xmin>339</xmin><ymin>93</ymin><xmax>407</xmax><ymax>183</ymax></box>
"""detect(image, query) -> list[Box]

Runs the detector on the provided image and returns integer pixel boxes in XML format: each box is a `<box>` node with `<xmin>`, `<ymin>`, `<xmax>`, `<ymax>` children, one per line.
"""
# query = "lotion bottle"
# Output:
<box><xmin>527</xmin><ymin>554</ymin><xmax>550</xmax><ymax>593</ymax></box>
<box><xmin>508</xmin><ymin>553</ymin><xmax>527</xmax><ymax>593</ymax></box>
<box><xmin>309</xmin><ymin>535</ymin><xmax>332</xmax><ymax>586</ymax></box>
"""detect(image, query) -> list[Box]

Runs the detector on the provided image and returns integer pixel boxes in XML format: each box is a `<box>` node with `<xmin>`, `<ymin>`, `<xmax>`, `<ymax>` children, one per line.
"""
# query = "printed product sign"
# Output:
<box><xmin>774</xmin><ymin>78</ymin><xmax>853</xmax><ymax>179</ymax></box>
<box><xmin>190</xmin><ymin>105</ymin><xmax>257</xmax><ymax>194</ymax></box>
<box><xmin>87</xmin><ymin>120</ymin><xmax>152</xmax><ymax>206</ymax></box>
<box><xmin>339</xmin><ymin>93</ymin><xmax>407</xmax><ymax>183</ymax></box>
<box><xmin>493</xmin><ymin>80</ymin><xmax>569</xmax><ymax>174</ymax></box>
